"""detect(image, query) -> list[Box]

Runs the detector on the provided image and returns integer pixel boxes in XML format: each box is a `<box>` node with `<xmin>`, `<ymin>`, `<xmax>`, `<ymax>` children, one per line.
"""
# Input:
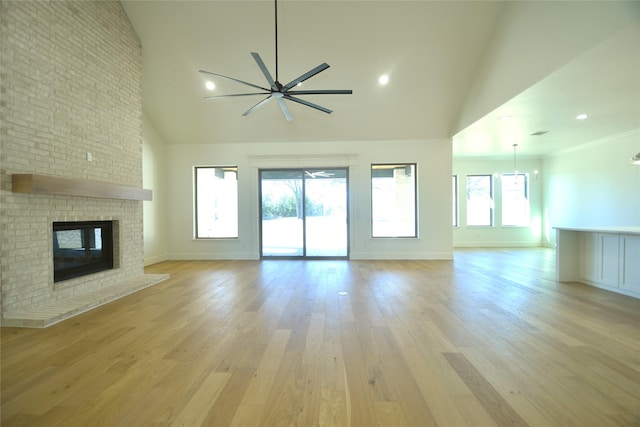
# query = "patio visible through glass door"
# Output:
<box><xmin>260</xmin><ymin>169</ymin><xmax>348</xmax><ymax>258</ymax></box>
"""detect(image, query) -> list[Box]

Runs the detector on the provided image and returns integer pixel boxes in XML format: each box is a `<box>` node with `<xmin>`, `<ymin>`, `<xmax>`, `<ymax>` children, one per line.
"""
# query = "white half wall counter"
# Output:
<box><xmin>555</xmin><ymin>226</ymin><xmax>640</xmax><ymax>298</ymax></box>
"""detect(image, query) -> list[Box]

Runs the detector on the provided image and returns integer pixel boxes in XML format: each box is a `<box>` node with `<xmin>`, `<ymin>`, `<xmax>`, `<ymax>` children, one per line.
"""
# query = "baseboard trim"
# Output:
<box><xmin>349</xmin><ymin>252</ymin><xmax>453</xmax><ymax>260</ymax></box>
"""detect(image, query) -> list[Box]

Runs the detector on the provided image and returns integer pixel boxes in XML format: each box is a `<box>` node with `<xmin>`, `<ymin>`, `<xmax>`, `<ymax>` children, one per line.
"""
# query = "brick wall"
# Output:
<box><xmin>0</xmin><ymin>1</ymin><xmax>144</xmax><ymax>317</ymax></box>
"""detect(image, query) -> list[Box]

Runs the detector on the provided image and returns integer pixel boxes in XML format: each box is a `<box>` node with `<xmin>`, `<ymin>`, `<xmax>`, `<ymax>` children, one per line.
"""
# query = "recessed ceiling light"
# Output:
<box><xmin>378</xmin><ymin>75</ymin><xmax>389</xmax><ymax>85</ymax></box>
<box><xmin>576</xmin><ymin>113</ymin><xmax>588</xmax><ymax>120</ymax></box>
<box><xmin>205</xmin><ymin>81</ymin><xmax>215</xmax><ymax>91</ymax></box>
<box><xmin>498</xmin><ymin>115</ymin><xmax>511</xmax><ymax>121</ymax></box>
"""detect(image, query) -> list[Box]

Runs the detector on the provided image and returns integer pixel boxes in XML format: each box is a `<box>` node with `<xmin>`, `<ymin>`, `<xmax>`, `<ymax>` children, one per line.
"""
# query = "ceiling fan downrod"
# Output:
<box><xmin>274</xmin><ymin>0</ymin><xmax>279</xmax><ymax>84</ymax></box>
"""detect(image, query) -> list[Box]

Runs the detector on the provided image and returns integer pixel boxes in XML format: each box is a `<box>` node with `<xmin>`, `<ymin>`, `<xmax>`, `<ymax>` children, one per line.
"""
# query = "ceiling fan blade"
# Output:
<box><xmin>277</xmin><ymin>98</ymin><xmax>292</xmax><ymax>122</ymax></box>
<box><xmin>284</xmin><ymin>95</ymin><xmax>333</xmax><ymax>114</ymax></box>
<box><xmin>286</xmin><ymin>89</ymin><xmax>353</xmax><ymax>95</ymax></box>
<box><xmin>199</xmin><ymin>69</ymin><xmax>270</xmax><ymax>92</ymax></box>
<box><xmin>251</xmin><ymin>52</ymin><xmax>278</xmax><ymax>91</ymax></box>
<box><xmin>242</xmin><ymin>95</ymin><xmax>273</xmax><ymax>117</ymax></box>
<box><xmin>203</xmin><ymin>93</ymin><xmax>268</xmax><ymax>99</ymax></box>
<box><xmin>282</xmin><ymin>63</ymin><xmax>330</xmax><ymax>91</ymax></box>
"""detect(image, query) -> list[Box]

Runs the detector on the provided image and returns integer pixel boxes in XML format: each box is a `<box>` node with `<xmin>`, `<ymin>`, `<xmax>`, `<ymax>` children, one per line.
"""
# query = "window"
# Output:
<box><xmin>501</xmin><ymin>173</ymin><xmax>529</xmax><ymax>226</ymax></box>
<box><xmin>466</xmin><ymin>175</ymin><xmax>493</xmax><ymax>226</ymax></box>
<box><xmin>371</xmin><ymin>164</ymin><xmax>417</xmax><ymax>237</ymax></box>
<box><xmin>195</xmin><ymin>166</ymin><xmax>238</xmax><ymax>238</ymax></box>
<box><xmin>452</xmin><ymin>175</ymin><xmax>458</xmax><ymax>227</ymax></box>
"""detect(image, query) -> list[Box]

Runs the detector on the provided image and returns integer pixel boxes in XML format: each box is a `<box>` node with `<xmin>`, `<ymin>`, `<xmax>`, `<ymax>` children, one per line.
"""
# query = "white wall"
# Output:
<box><xmin>147</xmin><ymin>130</ymin><xmax>640</xmax><ymax>256</ymax></box>
<box><xmin>453</xmin><ymin>156</ymin><xmax>543</xmax><ymax>247</ymax></box>
<box><xmin>543</xmin><ymin>129</ymin><xmax>640</xmax><ymax>246</ymax></box>
<box><xmin>142</xmin><ymin>114</ymin><xmax>169</xmax><ymax>265</ymax></box>
<box><xmin>162</xmin><ymin>139</ymin><xmax>453</xmax><ymax>260</ymax></box>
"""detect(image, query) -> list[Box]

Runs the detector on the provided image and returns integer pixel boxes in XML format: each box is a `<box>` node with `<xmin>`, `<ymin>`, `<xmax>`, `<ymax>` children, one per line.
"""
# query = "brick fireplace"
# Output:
<box><xmin>0</xmin><ymin>1</ymin><xmax>167</xmax><ymax>327</ymax></box>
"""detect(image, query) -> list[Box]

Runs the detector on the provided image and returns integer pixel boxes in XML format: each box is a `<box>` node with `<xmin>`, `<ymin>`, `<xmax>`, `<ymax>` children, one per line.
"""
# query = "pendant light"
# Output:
<box><xmin>631</xmin><ymin>152</ymin><xmax>640</xmax><ymax>165</ymax></box>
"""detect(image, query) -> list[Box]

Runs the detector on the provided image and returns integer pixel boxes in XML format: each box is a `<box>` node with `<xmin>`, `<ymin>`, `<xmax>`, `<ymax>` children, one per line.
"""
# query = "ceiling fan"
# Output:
<box><xmin>198</xmin><ymin>0</ymin><xmax>352</xmax><ymax>122</ymax></box>
<box><xmin>305</xmin><ymin>170</ymin><xmax>334</xmax><ymax>178</ymax></box>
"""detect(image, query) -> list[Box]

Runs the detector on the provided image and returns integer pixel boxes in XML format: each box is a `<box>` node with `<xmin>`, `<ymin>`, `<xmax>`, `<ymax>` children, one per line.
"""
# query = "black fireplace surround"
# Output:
<box><xmin>53</xmin><ymin>221</ymin><xmax>114</xmax><ymax>282</ymax></box>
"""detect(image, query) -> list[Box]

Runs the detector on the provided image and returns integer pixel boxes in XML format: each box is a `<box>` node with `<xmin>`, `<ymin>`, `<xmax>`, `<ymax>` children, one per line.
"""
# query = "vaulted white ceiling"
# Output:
<box><xmin>121</xmin><ymin>1</ymin><xmax>640</xmax><ymax>158</ymax></box>
<box><xmin>454</xmin><ymin>15</ymin><xmax>640</xmax><ymax>158</ymax></box>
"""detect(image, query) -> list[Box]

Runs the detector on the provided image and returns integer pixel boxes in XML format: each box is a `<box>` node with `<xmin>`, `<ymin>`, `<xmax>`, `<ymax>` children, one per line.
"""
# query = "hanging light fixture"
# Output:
<box><xmin>631</xmin><ymin>152</ymin><xmax>640</xmax><ymax>165</ymax></box>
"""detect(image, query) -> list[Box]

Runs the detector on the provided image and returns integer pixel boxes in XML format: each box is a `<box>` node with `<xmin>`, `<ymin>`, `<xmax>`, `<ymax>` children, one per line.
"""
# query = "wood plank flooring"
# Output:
<box><xmin>2</xmin><ymin>248</ymin><xmax>639</xmax><ymax>426</ymax></box>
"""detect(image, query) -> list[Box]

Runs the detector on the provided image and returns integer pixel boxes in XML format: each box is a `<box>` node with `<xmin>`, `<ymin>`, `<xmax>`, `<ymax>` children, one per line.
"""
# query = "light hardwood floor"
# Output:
<box><xmin>2</xmin><ymin>248</ymin><xmax>639</xmax><ymax>426</ymax></box>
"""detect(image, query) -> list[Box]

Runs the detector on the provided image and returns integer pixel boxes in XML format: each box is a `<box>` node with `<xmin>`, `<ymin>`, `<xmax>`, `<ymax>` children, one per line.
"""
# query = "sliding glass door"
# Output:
<box><xmin>304</xmin><ymin>169</ymin><xmax>348</xmax><ymax>257</ymax></box>
<box><xmin>260</xmin><ymin>168</ymin><xmax>348</xmax><ymax>258</ymax></box>
<box><xmin>260</xmin><ymin>170</ymin><xmax>304</xmax><ymax>256</ymax></box>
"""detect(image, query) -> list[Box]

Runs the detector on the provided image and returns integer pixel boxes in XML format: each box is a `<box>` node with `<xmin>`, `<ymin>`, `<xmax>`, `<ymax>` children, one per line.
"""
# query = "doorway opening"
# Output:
<box><xmin>259</xmin><ymin>168</ymin><xmax>348</xmax><ymax>258</ymax></box>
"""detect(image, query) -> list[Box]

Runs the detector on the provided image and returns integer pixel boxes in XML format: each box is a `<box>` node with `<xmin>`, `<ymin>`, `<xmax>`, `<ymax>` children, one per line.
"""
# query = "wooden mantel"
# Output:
<box><xmin>11</xmin><ymin>174</ymin><xmax>152</xmax><ymax>201</ymax></box>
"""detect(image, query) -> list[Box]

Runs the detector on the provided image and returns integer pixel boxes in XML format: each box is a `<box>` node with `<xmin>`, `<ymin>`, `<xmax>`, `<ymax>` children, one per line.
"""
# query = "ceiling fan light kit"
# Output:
<box><xmin>199</xmin><ymin>0</ymin><xmax>352</xmax><ymax>121</ymax></box>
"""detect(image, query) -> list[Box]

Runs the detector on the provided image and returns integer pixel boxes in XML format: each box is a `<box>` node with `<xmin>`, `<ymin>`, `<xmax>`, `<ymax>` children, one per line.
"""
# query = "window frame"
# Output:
<box><xmin>452</xmin><ymin>175</ymin><xmax>458</xmax><ymax>227</ymax></box>
<box><xmin>500</xmin><ymin>172</ymin><xmax>530</xmax><ymax>227</ymax></box>
<box><xmin>194</xmin><ymin>165</ymin><xmax>239</xmax><ymax>239</ymax></box>
<box><xmin>465</xmin><ymin>174</ymin><xmax>494</xmax><ymax>227</ymax></box>
<box><xmin>370</xmin><ymin>163</ymin><xmax>418</xmax><ymax>238</ymax></box>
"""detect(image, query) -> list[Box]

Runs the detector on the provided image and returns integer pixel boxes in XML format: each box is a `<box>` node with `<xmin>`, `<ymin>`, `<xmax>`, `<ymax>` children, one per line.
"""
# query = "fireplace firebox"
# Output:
<box><xmin>53</xmin><ymin>221</ymin><xmax>114</xmax><ymax>282</ymax></box>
